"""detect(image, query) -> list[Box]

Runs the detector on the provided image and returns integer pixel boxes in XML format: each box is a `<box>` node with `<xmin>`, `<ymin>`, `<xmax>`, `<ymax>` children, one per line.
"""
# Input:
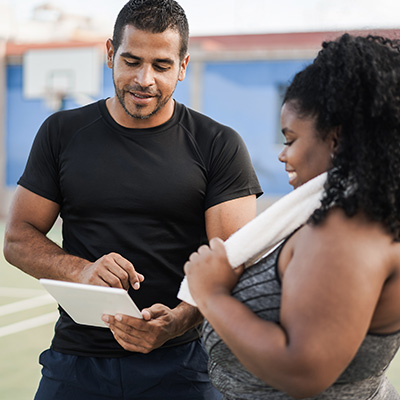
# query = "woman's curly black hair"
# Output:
<box><xmin>283</xmin><ymin>33</ymin><xmax>400</xmax><ymax>240</ymax></box>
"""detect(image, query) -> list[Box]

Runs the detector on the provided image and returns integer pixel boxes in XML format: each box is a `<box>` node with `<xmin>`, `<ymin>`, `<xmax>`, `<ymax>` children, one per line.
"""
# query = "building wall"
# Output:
<box><xmin>200</xmin><ymin>59</ymin><xmax>310</xmax><ymax>195</ymax></box>
<box><xmin>2</xmin><ymin>49</ymin><xmax>312</xmax><ymax>215</ymax></box>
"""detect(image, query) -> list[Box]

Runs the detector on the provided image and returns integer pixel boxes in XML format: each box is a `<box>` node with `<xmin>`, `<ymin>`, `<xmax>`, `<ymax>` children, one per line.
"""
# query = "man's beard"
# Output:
<box><xmin>115</xmin><ymin>87</ymin><xmax>173</xmax><ymax>120</ymax></box>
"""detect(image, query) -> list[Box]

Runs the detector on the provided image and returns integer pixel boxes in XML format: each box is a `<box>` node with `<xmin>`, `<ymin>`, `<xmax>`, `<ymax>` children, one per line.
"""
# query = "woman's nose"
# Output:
<box><xmin>278</xmin><ymin>147</ymin><xmax>287</xmax><ymax>163</ymax></box>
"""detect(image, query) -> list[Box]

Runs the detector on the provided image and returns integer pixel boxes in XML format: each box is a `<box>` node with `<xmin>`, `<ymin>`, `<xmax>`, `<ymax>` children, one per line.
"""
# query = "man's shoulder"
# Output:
<box><xmin>36</xmin><ymin>100</ymin><xmax>105</xmax><ymax>149</ymax></box>
<box><xmin>175</xmin><ymin>101</ymin><xmax>238</xmax><ymax>139</ymax></box>
<box><xmin>47</xmin><ymin>99</ymin><xmax>103</xmax><ymax>126</ymax></box>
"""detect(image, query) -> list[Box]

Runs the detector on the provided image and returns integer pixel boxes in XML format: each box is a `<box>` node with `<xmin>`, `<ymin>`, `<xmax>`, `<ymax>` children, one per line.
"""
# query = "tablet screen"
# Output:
<box><xmin>40</xmin><ymin>279</ymin><xmax>142</xmax><ymax>328</ymax></box>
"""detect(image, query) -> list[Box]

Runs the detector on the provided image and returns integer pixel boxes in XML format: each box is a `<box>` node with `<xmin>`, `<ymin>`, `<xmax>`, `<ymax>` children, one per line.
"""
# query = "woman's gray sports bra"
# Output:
<box><xmin>203</xmin><ymin>240</ymin><xmax>400</xmax><ymax>400</ymax></box>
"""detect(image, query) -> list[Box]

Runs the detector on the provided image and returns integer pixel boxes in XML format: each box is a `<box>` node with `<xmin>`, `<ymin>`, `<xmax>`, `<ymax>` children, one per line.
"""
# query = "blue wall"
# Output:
<box><xmin>6</xmin><ymin>64</ymin><xmax>49</xmax><ymax>187</ymax></box>
<box><xmin>202</xmin><ymin>59</ymin><xmax>310</xmax><ymax>195</ymax></box>
<box><xmin>5</xmin><ymin>57</ymin><xmax>310</xmax><ymax>196</ymax></box>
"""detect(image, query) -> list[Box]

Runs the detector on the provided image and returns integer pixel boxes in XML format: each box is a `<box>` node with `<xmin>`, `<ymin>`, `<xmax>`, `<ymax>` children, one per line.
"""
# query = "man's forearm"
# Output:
<box><xmin>3</xmin><ymin>222</ymin><xmax>88</xmax><ymax>282</ymax></box>
<box><xmin>171</xmin><ymin>301</ymin><xmax>204</xmax><ymax>337</ymax></box>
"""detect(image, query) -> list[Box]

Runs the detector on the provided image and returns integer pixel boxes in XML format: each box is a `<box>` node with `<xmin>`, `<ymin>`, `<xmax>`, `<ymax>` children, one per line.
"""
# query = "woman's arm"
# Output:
<box><xmin>184</xmin><ymin>209</ymin><xmax>390</xmax><ymax>398</ymax></box>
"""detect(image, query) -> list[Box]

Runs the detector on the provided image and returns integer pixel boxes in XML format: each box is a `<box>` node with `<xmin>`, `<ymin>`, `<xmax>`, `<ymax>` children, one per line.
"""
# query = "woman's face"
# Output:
<box><xmin>278</xmin><ymin>101</ymin><xmax>336</xmax><ymax>189</ymax></box>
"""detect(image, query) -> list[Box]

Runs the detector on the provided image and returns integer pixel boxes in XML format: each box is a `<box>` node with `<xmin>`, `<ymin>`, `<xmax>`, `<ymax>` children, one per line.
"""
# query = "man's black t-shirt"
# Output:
<box><xmin>19</xmin><ymin>100</ymin><xmax>262</xmax><ymax>356</ymax></box>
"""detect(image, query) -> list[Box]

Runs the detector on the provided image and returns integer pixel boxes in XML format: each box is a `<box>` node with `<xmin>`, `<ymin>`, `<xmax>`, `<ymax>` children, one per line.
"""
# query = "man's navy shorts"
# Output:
<box><xmin>34</xmin><ymin>339</ymin><xmax>222</xmax><ymax>400</ymax></box>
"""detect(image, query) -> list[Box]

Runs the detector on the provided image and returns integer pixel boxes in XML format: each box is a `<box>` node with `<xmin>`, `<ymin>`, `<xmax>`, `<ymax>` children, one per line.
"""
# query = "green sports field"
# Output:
<box><xmin>0</xmin><ymin>221</ymin><xmax>399</xmax><ymax>399</ymax></box>
<box><xmin>0</xmin><ymin>221</ymin><xmax>60</xmax><ymax>400</ymax></box>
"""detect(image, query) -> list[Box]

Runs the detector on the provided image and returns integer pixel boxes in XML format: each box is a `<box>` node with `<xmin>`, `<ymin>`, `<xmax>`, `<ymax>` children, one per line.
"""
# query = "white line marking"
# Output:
<box><xmin>0</xmin><ymin>294</ymin><xmax>56</xmax><ymax>317</ymax></box>
<box><xmin>0</xmin><ymin>312</ymin><xmax>59</xmax><ymax>337</ymax></box>
<box><xmin>0</xmin><ymin>287</ymin><xmax>46</xmax><ymax>298</ymax></box>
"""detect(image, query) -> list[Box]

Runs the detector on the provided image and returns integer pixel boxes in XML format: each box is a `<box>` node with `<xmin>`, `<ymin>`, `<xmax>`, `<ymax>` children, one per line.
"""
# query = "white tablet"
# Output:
<box><xmin>40</xmin><ymin>278</ymin><xmax>143</xmax><ymax>328</ymax></box>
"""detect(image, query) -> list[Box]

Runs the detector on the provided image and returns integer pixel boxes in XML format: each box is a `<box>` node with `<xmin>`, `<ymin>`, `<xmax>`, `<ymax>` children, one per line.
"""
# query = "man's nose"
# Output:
<box><xmin>134</xmin><ymin>65</ymin><xmax>155</xmax><ymax>87</ymax></box>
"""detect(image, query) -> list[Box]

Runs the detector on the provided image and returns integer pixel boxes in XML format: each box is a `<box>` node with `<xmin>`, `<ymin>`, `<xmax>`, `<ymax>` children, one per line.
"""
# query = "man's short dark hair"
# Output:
<box><xmin>112</xmin><ymin>0</ymin><xmax>189</xmax><ymax>60</ymax></box>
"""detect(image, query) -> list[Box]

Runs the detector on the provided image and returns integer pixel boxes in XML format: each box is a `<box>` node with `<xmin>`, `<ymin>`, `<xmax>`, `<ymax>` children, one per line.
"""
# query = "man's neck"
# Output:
<box><xmin>105</xmin><ymin>97</ymin><xmax>175</xmax><ymax>129</ymax></box>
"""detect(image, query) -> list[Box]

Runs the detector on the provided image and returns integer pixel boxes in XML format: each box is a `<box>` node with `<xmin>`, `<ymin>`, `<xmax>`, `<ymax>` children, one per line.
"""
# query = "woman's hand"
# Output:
<box><xmin>184</xmin><ymin>237</ymin><xmax>244</xmax><ymax>307</ymax></box>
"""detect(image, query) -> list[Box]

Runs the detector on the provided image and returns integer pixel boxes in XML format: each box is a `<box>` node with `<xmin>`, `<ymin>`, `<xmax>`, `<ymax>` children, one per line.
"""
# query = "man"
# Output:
<box><xmin>3</xmin><ymin>1</ymin><xmax>262</xmax><ymax>399</ymax></box>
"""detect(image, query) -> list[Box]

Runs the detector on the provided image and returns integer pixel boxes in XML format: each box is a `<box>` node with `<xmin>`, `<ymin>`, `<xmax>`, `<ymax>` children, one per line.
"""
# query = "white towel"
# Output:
<box><xmin>177</xmin><ymin>172</ymin><xmax>327</xmax><ymax>307</ymax></box>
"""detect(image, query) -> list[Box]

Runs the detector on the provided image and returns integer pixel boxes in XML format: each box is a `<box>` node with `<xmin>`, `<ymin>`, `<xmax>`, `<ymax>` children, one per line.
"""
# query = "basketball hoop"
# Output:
<box><xmin>23</xmin><ymin>47</ymin><xmax>103</xmax><ymax>112</ymax></box>
<box><xmin>44</xmin><ymin>89</ymin><xmax>67</xmax><ymax>112</ymax></box>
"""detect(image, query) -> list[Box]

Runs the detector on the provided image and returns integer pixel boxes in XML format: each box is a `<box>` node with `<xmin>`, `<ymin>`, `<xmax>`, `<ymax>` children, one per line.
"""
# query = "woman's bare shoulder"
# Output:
<box><xmin>292</xmin><ymin>207</ymin><xmax>400</xmax><ymax>333</ymax></box>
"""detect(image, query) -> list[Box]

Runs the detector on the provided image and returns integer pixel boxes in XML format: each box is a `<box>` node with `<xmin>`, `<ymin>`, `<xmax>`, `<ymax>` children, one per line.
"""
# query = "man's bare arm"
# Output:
<box><xmin>3</xmin><ymin>186</ymin><xmax>143</xmax><ymax>289</ymax></box>
<box><xmin>205</xmin><ymin>195</ymin><xmax>257</xmax><ymax>240</ymax></box>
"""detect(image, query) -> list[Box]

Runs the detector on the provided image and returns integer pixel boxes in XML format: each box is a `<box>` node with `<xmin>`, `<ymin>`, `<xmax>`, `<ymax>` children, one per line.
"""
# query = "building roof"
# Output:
<box><xmin>5</xmin><ymin>40</ymin><xmax>105</xmax><ymax>57</ymax></box>
<box><xmin>189</xmin><ymin>29</ymin><xmax>400</xmax><ymax>52</ymax></box>
<box><xmin>4</xmin><ymin>28</ymin><xmax>400</xmax><ymax>58</ymax></box>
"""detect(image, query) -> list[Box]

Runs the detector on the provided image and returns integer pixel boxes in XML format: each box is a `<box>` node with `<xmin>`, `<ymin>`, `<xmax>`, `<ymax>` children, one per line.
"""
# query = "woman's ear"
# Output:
<box><xmin>331</xmin><ymin>126</ymin><xmax>341</xmax><ymax>152</ymax></box>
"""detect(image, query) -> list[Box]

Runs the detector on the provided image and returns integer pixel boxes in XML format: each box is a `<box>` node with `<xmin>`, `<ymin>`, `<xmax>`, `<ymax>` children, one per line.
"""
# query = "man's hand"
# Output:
<box><xmin>102</xmin><ymin>302</ymin><xmax>202</xmax><ymax>353</ymax></box>
<box><xmin>78</xmin><ymin>253</ymin><xmax>144</xmax><ymax>290</ymax></box>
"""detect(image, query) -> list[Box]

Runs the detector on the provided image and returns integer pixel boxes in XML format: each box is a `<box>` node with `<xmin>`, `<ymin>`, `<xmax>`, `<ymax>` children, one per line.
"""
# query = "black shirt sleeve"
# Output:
<box><xmin>204</xmin><ymin>126</ymin><xmax>263</xmax><ymax>210</ymax></box>
<box><xmin>18</xmin><ymin>113</ymin><xmax>62</xmax><ymax>204</ymax></box>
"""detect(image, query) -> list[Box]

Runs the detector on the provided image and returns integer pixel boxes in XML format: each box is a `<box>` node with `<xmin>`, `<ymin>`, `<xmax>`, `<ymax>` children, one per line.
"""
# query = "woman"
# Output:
<box><xmin>183</xmin><ymin>34</ymin><xmax>400</xmax><ymax>399</ymax></box>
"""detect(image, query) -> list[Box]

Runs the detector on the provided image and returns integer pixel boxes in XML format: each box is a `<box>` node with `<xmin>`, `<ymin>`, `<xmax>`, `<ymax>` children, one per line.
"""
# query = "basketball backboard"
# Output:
<box><xmin>23</xmin><ymin>46</ymin><xmax>103</xmax><ymax>111</ymax></box>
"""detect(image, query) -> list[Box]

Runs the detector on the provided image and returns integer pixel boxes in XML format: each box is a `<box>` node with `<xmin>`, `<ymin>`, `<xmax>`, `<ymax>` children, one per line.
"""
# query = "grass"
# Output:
<box><xmin>0</xmin><ymin>273</ymin><xmax>57</xmax><ymax>399</ymax></box>
<box><xmin>0</xmin><ymin>221</ymin><xmax>399</xmax><ymax>399</ymax></box>
<box><xmin>0</xmin><ymin>222</ymin><xmax>59</xmax><ymax>400</ymax></box>
<box><xmin>388</xmin><ymin>351</ymin><xmax>400</xmax><ymax>391</ymax></box>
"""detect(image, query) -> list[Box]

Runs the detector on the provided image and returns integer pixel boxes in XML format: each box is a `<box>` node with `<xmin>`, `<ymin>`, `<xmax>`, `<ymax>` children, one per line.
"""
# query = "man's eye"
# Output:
<box><xmin>124</xmin><ymin>60</ymin><xmax>138</xmax><ymax>67</ymax></box>
<box><xmin>155</xmin><ymin>65</ymin><xmax>169</xmax><ymax>72</ymax></box>
<box><xmin>283</xmin><ymin>141</ymin><xmax>293</xmax><ymax>146</ymax></box>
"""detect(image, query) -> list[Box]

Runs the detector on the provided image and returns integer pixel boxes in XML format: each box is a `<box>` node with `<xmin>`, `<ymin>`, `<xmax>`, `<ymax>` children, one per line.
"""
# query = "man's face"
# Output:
<box><xmin>106</xmin><ymin>25</ymin><xmax>189</xmax><ymax>128</ymax></box>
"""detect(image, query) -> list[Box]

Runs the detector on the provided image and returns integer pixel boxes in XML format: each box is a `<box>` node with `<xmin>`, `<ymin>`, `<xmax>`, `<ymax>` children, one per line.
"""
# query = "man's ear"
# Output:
<box><xmin>178</xmin><ymin>54</ymin><xmax>190</xmax><ymax>82</ymax></box>
<box><xmin>106</xmin><ymin>39</ymin><xmax>114</xmax><ymax>69</ymax></box>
